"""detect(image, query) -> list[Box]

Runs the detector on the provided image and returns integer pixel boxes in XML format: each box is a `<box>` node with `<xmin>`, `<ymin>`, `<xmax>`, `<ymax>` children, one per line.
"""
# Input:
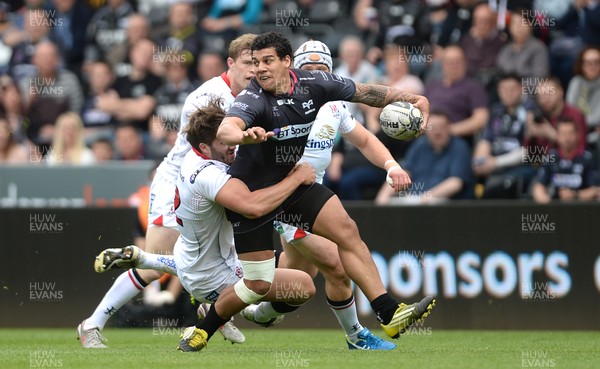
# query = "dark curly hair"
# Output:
<box><xmin>251</xmin><ymin>32</ymin><xmax>292</xmax><ymax>60</ymax></box>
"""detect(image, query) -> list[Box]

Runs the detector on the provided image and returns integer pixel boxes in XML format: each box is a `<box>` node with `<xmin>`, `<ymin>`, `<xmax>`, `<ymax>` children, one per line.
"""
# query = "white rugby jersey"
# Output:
<box><xmin>156</xmin><ymin>73</ymin><xmax>236</xmax><ymax>181</ymax></box>
<box><xmin>173</xmin><ymin>149</ymin><xmax>237</xmax><ymax>274</ymax></box>
<box><xmin>302</xmin><ymin>101</ymin><xmax>356</xmax><ymax>183</ymax></box>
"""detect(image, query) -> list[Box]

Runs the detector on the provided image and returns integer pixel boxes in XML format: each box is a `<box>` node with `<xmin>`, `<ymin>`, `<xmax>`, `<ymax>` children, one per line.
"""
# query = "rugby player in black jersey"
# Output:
<box><xmin>178</xmin><ymin>32</ymin><xmax>435</xmax><ymax>352</ymax></box>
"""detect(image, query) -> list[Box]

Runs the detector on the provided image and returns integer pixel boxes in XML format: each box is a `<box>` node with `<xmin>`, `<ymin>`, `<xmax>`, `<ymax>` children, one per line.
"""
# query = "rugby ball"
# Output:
<box><xmin>379</xmin><ymin>102</ymin><xmax>423</xmax><ymax>140</ymax></box>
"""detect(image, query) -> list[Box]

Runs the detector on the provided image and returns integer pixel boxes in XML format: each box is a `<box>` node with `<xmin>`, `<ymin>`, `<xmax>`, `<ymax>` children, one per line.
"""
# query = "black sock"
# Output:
<box><xmin>130</xmin><ymin>269</ymin><xmax>149</xmax><ymax>287</ymax></box>
<box><xmin>271</xmin><ymin>301</ymin><xmax>301</xmax><ymax>314</ymax></box>
<box><xmin>370</xmin><ymin>293</ymin><xmax>398</xmax><ymax>325</ymax></box>
<box><xmin>195</xmin><ymin>304</ymin><xmax>228</xmax><ymax>339</ymax></box>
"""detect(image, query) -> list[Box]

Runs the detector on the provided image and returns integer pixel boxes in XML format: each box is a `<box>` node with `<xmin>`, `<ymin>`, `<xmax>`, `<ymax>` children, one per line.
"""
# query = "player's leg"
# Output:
<box><xmin>272</xmin><ymin>231</ymin><xmax>394</xmax><ymax>349</ymax></box>
<box><xmin>312</xmin><ymin>193</ymin><xmax>435</xmax><ymax>339</ymax></box>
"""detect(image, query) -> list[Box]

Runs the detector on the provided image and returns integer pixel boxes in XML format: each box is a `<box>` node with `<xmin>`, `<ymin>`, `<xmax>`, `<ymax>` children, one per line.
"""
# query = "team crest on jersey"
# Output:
<box><xmin>315</xmin><ymin>124</ymin><xmax>335</xmax><ymax>140</ymax></box>
<box><xmin>302</xmin><ymin>99</ymin><xmax>315</xmax><ymax>115</ymax></box>
<box><xmin>329</xmin><ymin>104</ymin><xmax>340</xmax><ymax>119</ymax></box>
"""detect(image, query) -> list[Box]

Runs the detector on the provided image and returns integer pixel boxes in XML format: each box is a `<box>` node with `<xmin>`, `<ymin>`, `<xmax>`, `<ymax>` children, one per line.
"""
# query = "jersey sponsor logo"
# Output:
<box><xmin>552</xmin><ymin>173</ymin><xmax>582</xmax><ymax>189</ymax></box>
<box><xmin>306</xmin><ymin>138</ymin><xmax>335</xmax><ymax>150</ymax></box>
<box><xmin>273</xmin><ymin>122</ymin><xmax>314</xmax><ymax>140</ymax></box>
<box><xmin>190</xmin><ymin>162</ymin><xmax>215</xmax><ymax>183</ymax></box>
<box><xmin>232</xmin><ymin>101</ymin><xmax>249</xmax><ymax>111</ymax></box>
<box><xmin>239</xmin><ymin>89</ymin><xmax>260</xmax><ymax>99</ymax></box>
<box><xmin>277</xmin><ymin>98</ymin><xmax>295</xmax><ymax>105</ymax></box>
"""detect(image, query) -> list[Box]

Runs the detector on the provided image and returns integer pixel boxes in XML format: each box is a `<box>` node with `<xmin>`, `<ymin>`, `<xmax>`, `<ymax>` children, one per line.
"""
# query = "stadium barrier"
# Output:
<box><xmin>2</xmin><ymin>203</ymin><xmax>599</xmax><ymax>330</ymax></box>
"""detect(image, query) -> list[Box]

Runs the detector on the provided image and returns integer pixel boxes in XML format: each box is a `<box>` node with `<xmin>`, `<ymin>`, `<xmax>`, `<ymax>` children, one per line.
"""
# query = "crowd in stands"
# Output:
<box><xmin>0</xmin><ymin>0</ymin><xmax>599</xmax><ymax>203</ymax></box>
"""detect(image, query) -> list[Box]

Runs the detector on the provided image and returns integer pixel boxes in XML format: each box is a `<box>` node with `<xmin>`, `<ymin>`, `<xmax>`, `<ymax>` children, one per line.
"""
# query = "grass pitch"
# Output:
<box><xmin>1</xmin><ymin>328</ymin><xmax>598</xmax><ymax>369</ymax></box>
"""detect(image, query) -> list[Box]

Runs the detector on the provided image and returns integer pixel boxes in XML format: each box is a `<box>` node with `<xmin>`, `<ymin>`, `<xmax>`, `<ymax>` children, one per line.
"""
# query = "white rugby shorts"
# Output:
<box><xmin>148</xmin><ymin>172</ymin><xmax>178</xmax><ymax>229</ymax></box>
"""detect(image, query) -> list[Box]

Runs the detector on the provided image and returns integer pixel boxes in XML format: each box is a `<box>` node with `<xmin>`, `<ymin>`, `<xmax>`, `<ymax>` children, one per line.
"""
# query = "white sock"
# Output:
<box><xmin>327</xmin><ymin>296</ymin><xmax>364</xmax><ymax>341</ymax></box>
<box><xmin>253</xmin><ymin>302</ymin><xmax>281</xmax><ymax>323</ymax></box>
<box><xmin>83</xmin><ymin>270</ymin><xmax>146</xmax><ymax>330</ymax></box>
<box><xmin>136</xmin><ymin>251</ymin><xmax>177</xmax><ymax>275</ymax></box>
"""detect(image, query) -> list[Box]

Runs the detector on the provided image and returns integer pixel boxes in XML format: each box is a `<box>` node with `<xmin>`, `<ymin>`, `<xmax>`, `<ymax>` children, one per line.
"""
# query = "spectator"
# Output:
<box><xmin>201</xmin><ymin>0</ymin><xmax>262</xmax><ymax>48</ymax></box>
<box><xmin>425</xmin><ymin>44</ymin><xmax>489</xmax><ymax>146</ymax></box>
<box><xmin>154</xmin><ymin>2</ymin><xmax>202</xmax><ymax>80</ymax></box>
<box><xmin>472</xmin><ymin>73</ymin><xmax>535</xmax><ymax>198</ymax></box>
<box><xmin>106</xmin><ymin>13</ymin><xmax>150</xmax><ymax>78</ymax></box>
<box><xmin>114</xmin><ymin>123</ymin><xmax>145</xmax><ymax>161</ymax></box>
<box><xmin>195</xmin><ymin>51</ymin><xmax>226</xmax><ymax>86</ymax></box>
<box><xmin>85</xmin><ymin>0</ymin><xmax>134</xmax><ymax>63</ymax></box>
<box><xmin>526</xmin><ymin>77</ymin><xmax>587</xmax><ymax>156</ymax></box>
<box><xmin>354</xmin><ymin>0</ymin><xmax>431</xmax><ymax>58</ymax></box>
<box><xmin>459</xmin><ymin>2</ymin><xmax>506</xmax><ymax>94</ymax></box>
<box><xmin>0</xmin><ymin>2</ymin><xmax>14</xmax><ymax>75</ymax></box>
<box><xmin>566</xmin><ymin>46</ymin><xmax>600</xmax><ymax>148</ymax></box>
<box><xmin>0</xmin><ymin>116</ymin><xmax>28</xmax><ymax>163</ymax></box>
<box><xmin>532</xmin><ymin>118</ymin><xmax>599</xmax><ymax>203</ymax></box>
<box><xmin>375</xmin><ymin>111</ymin><xmax>474</xmax><ymax>205</ymax></box>
<box><xmin>91</xmin><ymin>136</ymin><xmax>114</xmax><ymax>162</ymax></box>
<box><xmin>496</xmin><ymin>9</ymin><xmax>549</xmax><ymax>80</ymax></box>
<box><xmin>149</xmin><ymin>54</ymin><xmax>194</xmax><ymax>159</ymax></box>
<box><xmin>81</xmin><ymin>61</ymin><xmax>116</xmax><ymax>141</ymax></box>
<box><xmin>49</xmin><ymin>0</ymin><xmax>93</xmax><ymax>72</ymax></box>
<box><xmin>334</xmin><ymin>35</ymin><xmax>380</xmax><ymax>126</ymax></box>
<box><xmin>45</xmin><ymin>112</ymin><xmax>95</xmax><ymax>166</ymax></box>
<box><xmin>556</xmin><ymin>0</ymin><xmax>600</xmax><ymax>49</ymax></box>
<box><xmin>429</xmin><ymin>0</ymin><xmax>480</xmax><ymax>48</ymax></box>
<box><xmin>0</xmin><ymin>74</ymin><xmax>27</xmax><ymax>144</ymax></box>
<box><xmin>18</xmin><ymin>41</ymin><xmax>84</xmax><ymax>146</ymax></box>
<box><xmin>95</xmin><ymin>38</ymin><xmax>161</xmax><ymax>131</ymax></box>
<box><xmin>5</xmin><ymin>9</ymin><xmax>51</xmax><ymax>82</ymax></box>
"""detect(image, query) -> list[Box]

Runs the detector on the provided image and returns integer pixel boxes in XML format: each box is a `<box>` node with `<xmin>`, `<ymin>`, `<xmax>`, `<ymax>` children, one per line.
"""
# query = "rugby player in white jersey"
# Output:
<box><xmin>77</xmin><ymin>34</ymin><xmax>257</xmax><ymax>348</ymax></box>
<box><xmin>170</xmin><ymin>99</ymin><xmax>317</xmax><ymax>352</ymax></box>
<box><xmin>242</xmin><ymin>40</ymin><xmax>402</xmax><ymax>350</ymax></box>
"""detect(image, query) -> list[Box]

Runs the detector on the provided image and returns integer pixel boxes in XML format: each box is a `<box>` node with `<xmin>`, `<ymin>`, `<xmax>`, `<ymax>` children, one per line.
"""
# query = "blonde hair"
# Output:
<box><xmin>228</xmin><ymin>33</ymin><xmax>256</xmax><ymax>60</ymax></box>
<box><xmin>48</xmin><ymin>112</ymin><xmax>87</xmax><ymax>164</ymax></box>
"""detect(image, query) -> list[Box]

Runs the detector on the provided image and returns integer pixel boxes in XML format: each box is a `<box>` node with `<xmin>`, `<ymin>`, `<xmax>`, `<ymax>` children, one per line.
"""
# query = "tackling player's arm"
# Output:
<box><xmin>350</xmin><ymin>83</ymin><xmax>430</xmax><ymax>131</ymax></box>
<box><xmin>343</xmin><ymin>122</ymin><xmax>410</xmax><ymax>192</ymax></box>
<box><xmin>217</xmin><ymin>116</ymin><xmax>274</xmax><ymax>145</ymax></box>
<box><xmin>215</xmin><ymin>162</ymin><xmax>316</xmax><ymax>219</ymax></box>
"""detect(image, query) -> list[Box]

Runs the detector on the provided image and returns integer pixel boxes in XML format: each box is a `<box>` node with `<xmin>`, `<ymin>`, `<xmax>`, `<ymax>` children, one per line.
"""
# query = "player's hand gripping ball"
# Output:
<box><xmin>379</xmin><ymin>102</ymin><xmax>423</xmax><ymax>140</ymax></box>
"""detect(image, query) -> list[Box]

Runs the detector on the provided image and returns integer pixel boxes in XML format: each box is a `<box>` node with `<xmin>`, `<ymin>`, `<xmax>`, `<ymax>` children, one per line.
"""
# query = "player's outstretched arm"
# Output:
<box><xmin>215</xmin><ymin>162</ymin><xmax>316</xmax><ymax>219</ymax></box>
<box><xmin>350</xmin><ymin>83</ymin><xmax>430</xmax><ymax>131</ymax></box>
<box><xmin>217</xmin><ymin>116</ymin><xmax>274</xmax><ymax>145</ymax></box>
<box><xmin>344</xmin><ymin>122</ymin><xmax>411</xmax><ymax>192</ymax></box>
